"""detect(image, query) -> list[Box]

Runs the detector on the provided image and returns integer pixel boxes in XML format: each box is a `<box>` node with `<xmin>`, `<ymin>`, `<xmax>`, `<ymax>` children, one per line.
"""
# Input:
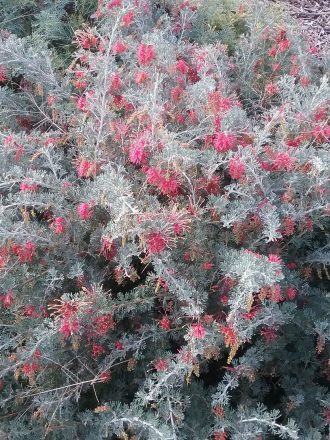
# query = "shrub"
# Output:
<box><xmin>0</xmin><ymin>1</ymin><xmax>329</xmax><ymax>439</ymax></box>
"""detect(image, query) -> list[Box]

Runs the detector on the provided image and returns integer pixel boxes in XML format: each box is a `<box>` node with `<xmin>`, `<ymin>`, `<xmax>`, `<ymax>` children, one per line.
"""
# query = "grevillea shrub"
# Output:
<box><xmin>0</xmin><ymin>1</ymin><xmax>329</xmax><ymax>439</ymax></box>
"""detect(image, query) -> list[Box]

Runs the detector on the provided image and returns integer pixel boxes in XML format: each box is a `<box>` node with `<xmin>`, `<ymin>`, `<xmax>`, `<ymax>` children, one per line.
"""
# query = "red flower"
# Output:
<box><xmin>59</xmin><ymin>319</ymin><xmax>79</xmax><ymax>338</ymax></box>
<box><xmin>12</xmin><ymin>241</ymin><xmax>36</xmax><ymax>263</ymax></box>
<box><xmin>268</xmin><ymin>47</ymin><xmax>278</xmax><ymax>57</ymax></box>
<box><xmin>273</xmin><ymin>152</ymin><xmax>295</xmax><ymax>171</ymax></box>
<box><xmin>159</xmin><ymin>316</ymin><xmax>171</xmax><ymax>331</ymax></box>
<box><xmin>147</xmin><ymin>231</ymin><xmax>167</xmax><ymax>254</ymax></box>
<box><xmin>100</xmin><ymin>238</ymin><xmax>117</xmax><ymax>260</ymax></box>
<box><xmin>128</xmin><ymin>138</ymin><xmax>148</xmax><ymax>164</ymax></box>
<box><xmin>0</xmin><ymin>67</ymin><xmax>7</xmax><ymax>82</ymax></box>
<box><xmin>134</xmin><ymin>70</ymin><xmax>149</xmax><ymax>84</ymax></box>
<box><xmin>171</xmin><ymin>86</ymin><xmax>183</xmax><ymax>103</ymax></box>
<box><xmin>1</xmin><ymin>290</ymin><xmax>14</xmax><ymax>308</ymax></box>
<box><xmin>261</xmin><ymin>326</ymin><xmax>277</xmax><ymax>342</ymax></box>
<box><xmin>137</xmin><ymin>44</ymin><xmax>156</xmax><ymax>65</ymax></box>
<box><xmin>76</xmin><ymin>96</ymin><xmax>88</xmax><ymax>112</ymax></box>
<box><xmin>112</xmin><ymin>41</ymin><xmax>128</xmax><ymax>55</ymax></box>
<box><xmin>107</xmin><ymin>0</ymin><xmax>122</xmax><ymax>8</ymax></box>
<box><xmin>286</xmin><ymin>287</ymin><xmax>297</xmax><ymax>300</ymax></box>
<box><xmin>268</xmin><ymin>254</ymin><xmax>282</xmax><ymax>264</ymax></box>
<box><xmin>158</xmin><ymin>176</ymin><xmax>180</xmax><ymax>197</ymax></box>
<box><xmin>109</xmin><ymin>73</ymin><xmax>123</xmax><ymax>93</ymax></box>
<box><xmin>154</xmin><ymin>358</ymin><xmax>168</xmax><ymax>371</ymax></box>
<box><xmin>213</xmin><ymin>132</ymin><xmax>236</xmax><ymax>152</ymax></box>
<box><xmin>77</xmin><ymin>202</ymin><xmax>93</xmax><ymax>220</ymax></box>
<box><xmin>265</xmin><ymin>82</ymin><xmax>279</xmax><ymax>96</ymax></box>
<box><xmin>228</xmin><ymin>157</ymin><xmax>245</xmax><ymax>179</ymax></box>
<box><xmin>21</xmin><ymin>362</ymin><xmax>39</xmax><ymax>377</ymax></box>
<box><xmin>122</xmin><ymin>11</ymin><xmax>134</xmax><ymax>27</ymax></box>
<box><xmin>282</xmin><ymin>217</ymin><xmax>295</xmax><ymax>236</ymax></box>
<box><xmin>20</xmin><ymin>182</ymin><xmax>38</xmax><ymax>192</ymax></box>
<box><xmin>93</xmin><ymin>313</ymin><xmax>115</xmax><ymax>336</ymax></box>
<box><xmin>213</xmin><ymin>431</ymin><xmax>227</xmax><ymax>440</ymax></box>
<box><xmin>192</xmin><ymin>323</ymin><xmax>206</xmax><ymax>339</ymax></box>
<box><xmin>115</xmin><ymin>340</ymin><xmax>124</xmax><ymax>350</ymax></box>
<box><xmin>50</xmin><ymin>217</ymin><xmax>66</xmax><ymax>234</ymax></box>
<box><xmin>91</xmin><ymin>344</ymin><xmax>106</xmax><ymax>359</ymax></box>
<box><xmin>176</xmin><ymin>59</ymin><xmax>189</xmax><ymax>74</ymax></box>
<box><xmin>220</xmin><ymin>325</ymin><xmax>237</xmax><ymax>346</ymax></box>
<box><xmin>201</xmin><ymin>262</ymin><xmax>214</xmax><ymax>270</ymax></box>
<box><xmin>24</xmin><ymin>305</ymin><xmax>36</xmax><ymax>317</ymax></box>
<box><xmin>278</xmin><ymin>39</ymin><xmax>290</xmax><ymax>52</ymax></box>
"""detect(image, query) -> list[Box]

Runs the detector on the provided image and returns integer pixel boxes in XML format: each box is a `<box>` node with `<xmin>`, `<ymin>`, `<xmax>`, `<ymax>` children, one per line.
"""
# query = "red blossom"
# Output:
<box><xmin>286</xmin><ymin>287</ymin><xmax>297</xmax><ymax>300</ymax></box>
<box><xmin>91</xmin><ymin>344</ymin><xmax>106</xmax><ymax>359</ymax></box>
<box><xmin>273</xmin><ymin>152</ymin><xmax>295</xmax><ymax>171</ymax></box>
<box><xmin>93</xmin><ymin>313</ymin><xmax>115</xmax><ymax>336</ymax></box>
<box><xmin>115</xmin><ymin>340</ymin><xmax>124</xmax><ymax>350</ymax></box>
<box><xmin>213</xmin><ymin>431</ymin><xmax>227</xmax><ymax>440</ymax></box>
<box><xmin>159</xmin><ymin>316</ymin><xmax>171</xmax><ymax>331</ymax></box>
<box><xmin>261</xmin><ymin>326</ymin><xmax>277</xmax><ymax>342</ymax></box>
<box><xmin>154</xmin><ymin>358</ymin><xmax>169</xmax><ymax>371</ymax></box>
<box><xmin>268</xmin><ymin>254</ymin><xmax>282</xmax><ymax>264</ymax></box>
<box><xmin>20</xmin><ymin>182</ymin><xmax>38</xmax><ymax>192</ymax></box>
<box><xmin>50</xmin><ymin>217</ymin><xmax>66</xmax><ymax>234</ymax></box>
<box><xmin>220</xmin><ymin>325</ymin><xmax>237</xmax><ymax>346</ymax></box>
<box><xmin>147</xmin><ymin>231</ymin><xmax>167</xmax><ymax>254</ymax></box>
<box><xmin>1</xmin><ymin>290</ymin><xmax>14</xmax><ymax>308</ymax></box>
<box><xmin>192</xmin><ymin>323</ymin><xmax>206</xmax><ymax>339</ymax></box>
<box><xmin>100</xmin><ymin>238</ymin><xmax>117</xmax><ymax>260</ymax></box>
<box><xmin>265</xmin><ymin>82</ymin><xmax>279</xmax><ymax>96</ymax></box>
<box><xmin>112</xmin><ymin>41</ymin><xmax>128</xmax><ymax>55</ymax></box>
<box><xmin>213</xmin><ymin>132</ymin><xmax>237</xmax><ymax>152</ymax></box>
<box><xmin>122</xmin><ymin>11</ymin><xmax>134</xmax><ymax>27</ymax></box>
<box><xmin>134</xmin><ymin>70</ymin><xmax>149</xmax><ymax>84</ymax></box>
<box><xmin>228</xmin><ymin>156</ymin><xmax>246</xmax><ymax>179</ymax></box>
<box><xmin>282</xmin><ymin>217</ymin><xmax>295</xmax><ymax>236</ymax></box>
<box><xmin>21</xmin><ymin>362</ymin><xmax>39</xmax><ymax>377</ymax></box>
<box><xmin>59</xmin><ymin>319</ymin><xmax>79</xmax><ymax>338</ymax></box>
<box><xmin>176</xmin><ymin>59</ymin><xmax>189</xmax><ymax>74</ymax></box>
<box><xmin>137</xmin><ymin>44</ymin><xmax>156</xmax><ymax>66</ymax></box>
<box><xmin>77</xmin><ymin>202</ymin><xmax>93</xmax><ymax>220</ymax></box>
<box><xmin>128</xmin><ymin>137</ymin><xmax>148</xmax><ymax>164</ymax></box>
<box><xmin>0</xmin><ymin>67</ymin><xmax>8</xmax><ymax>82</ymax></box>
<box><xmin>12</xmin><ymin>241</ymin><xmax>36</xmax><ymax>263</ymax></box>
<box><xmin>201</xmin><ymin>261</ymin><xmax>214</xmax><ymax>270</ymax></box>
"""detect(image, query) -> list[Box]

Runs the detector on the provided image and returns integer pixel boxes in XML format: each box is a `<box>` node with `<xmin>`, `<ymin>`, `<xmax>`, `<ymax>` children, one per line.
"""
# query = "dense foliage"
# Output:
<box><xmin>0</xmin><ymin>1</ymin><xmax>329</xmax><ymax>439</ymax></box>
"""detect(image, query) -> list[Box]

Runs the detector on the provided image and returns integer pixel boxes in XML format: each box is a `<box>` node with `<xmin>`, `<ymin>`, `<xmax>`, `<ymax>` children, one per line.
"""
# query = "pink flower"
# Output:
<box><xmin>192</xmin><ymin>323</ymin><xmax>206</xmax><ymax>339</ymax></box>
<box><xmin>77</xmin><ymin>202</ymin><xmax>93</xmax><ymax>220</ymax></box>
<box><xmin>176</xmin><ymin>59</ymin><xmax>189</xmax><ymax>74</ymax></box>
<box><xmin>76</xmin><ymin>159</ymin><xmax>97</xmax><ymax>178</ymax></box>
<box><xmin>147</xmin><ymin>231</ymin><xmax>167</xmax><ymax>254</ymax></box>
<box><xmin>20</xmin><ymin>182</ymin><xmax>38</xmax><ymax>192</ymax></box>
<box><xmin>159</xmin><ymin>316</ymin><xmax>171</xmax><ymax>331</ymax></box>
<box><xmin>171</xmin><ymin>86</ymin><xmax>183</xmax><ymax>103</ymax></box>
<box><xmin>76</xmin><ymin>96</ymin><xmax>88</xmax><ymax>112</ymax></box>
<box><xmin>134</xmin><ymin>70</ymin><xmax>149</xmax><ymax>85</ymax></box>
<box><xmin>137</xmin><ymin>44</ymin><xmax>156</xmax><ymax>66</ymax></box>
<box><xmin>115</xmin><ymin>340</ymin><xmax>124</xmax><ymax>350</ymax></box>
<box><xmin>278</xmin><ymin>39</ymin><xmax>290</xmax><ymax>52</ymax></box>
<box><xmin>128</xmin><ymin>138</ymin><xmax>148</xmax><ymax>164</ymax></box>
<box><xmin>100</xmin><ymin>238</ymin><xmax>117</xmax><ymax>260</ymax></box>
<box><xmin>0</xmin><ymin>67</ymin><xmax>7</xmax><ymax>82</ymax></box>
<box><xmin>91</xmin><ymin>344</ymin><xmax>106</xmax><ymax>359</ymax></box>
<box><xmin>158</xmin><ymin>176</ymin><xmax>180</xmax><ymax>197</ymax></box>
<box><xmin>112</xmin><ymin>41</ymin><xmax>128</xmax><ymax>55</ymax></box>
<box><xmin>273</xmin><ymin>152</ymin><xmax>295</xmax><ymax>171</ymax></box>
<box><xmin>268</xmin><ymin>47</ymin><xmax>278</xmax><ymax>57</ymax></box>
<box><xmin>286</xmin><ymin>287</ymin><xmax>297</xmax><ymax>300</ymax></box>
<box><xmin>154</xmin><ymin>358</ymin><xmax>168</xmax><ymax>371</ymax></box>
<box><xmin>12</xmin><ymin>242</ymin><xmax>36</xmax><ymax>263</ymax></box>
<box><xmin>122</xmin><ymin>11</ymin><xmax>134</xmax><ymax>27</ymax></box>
<box><xmin>1</xmin><ymin>290</ymin><xmax>14</xmax><ymax>308</ymax></box>
<box><xmin>109</xmin><ymin>73</ymin><xmax>123</xmax><ymax>93</ymax></box>
<box><xmin>265</xmin><ymin>82</ymin><xmax>279</xmax><ymax>96</ymax></box>
<box><xmin>213</xmin><ymin>132</ymin><xmax>236</xmax><ymax>152</ymax></box>
<box><xmin>261</xmin><ymin>326</ymin><xmax>277</xmax><ymax>342</ymax></box>
<box><xmin>59</xmin><ymin>319</ymin><xmax>79</xmax><ymax>338</ymax></box>
<box><xmin>282</xmin><ymin>217</ymin><xmax>295</xmax><ymax>236</ymax></box>
<box><xmin>268</xmin><ymin>254</ymin><xmax>282</xmax><ymax>264</ymax></box>
<box><xmin>50</xmin><ymin>217</ymin><xmax>66</xmax><ymax>234</ymax></box>
<box><xmin>228</xmin><ymin>157</ymin><xmax>245</xmax><ymax>179</ymax></box>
